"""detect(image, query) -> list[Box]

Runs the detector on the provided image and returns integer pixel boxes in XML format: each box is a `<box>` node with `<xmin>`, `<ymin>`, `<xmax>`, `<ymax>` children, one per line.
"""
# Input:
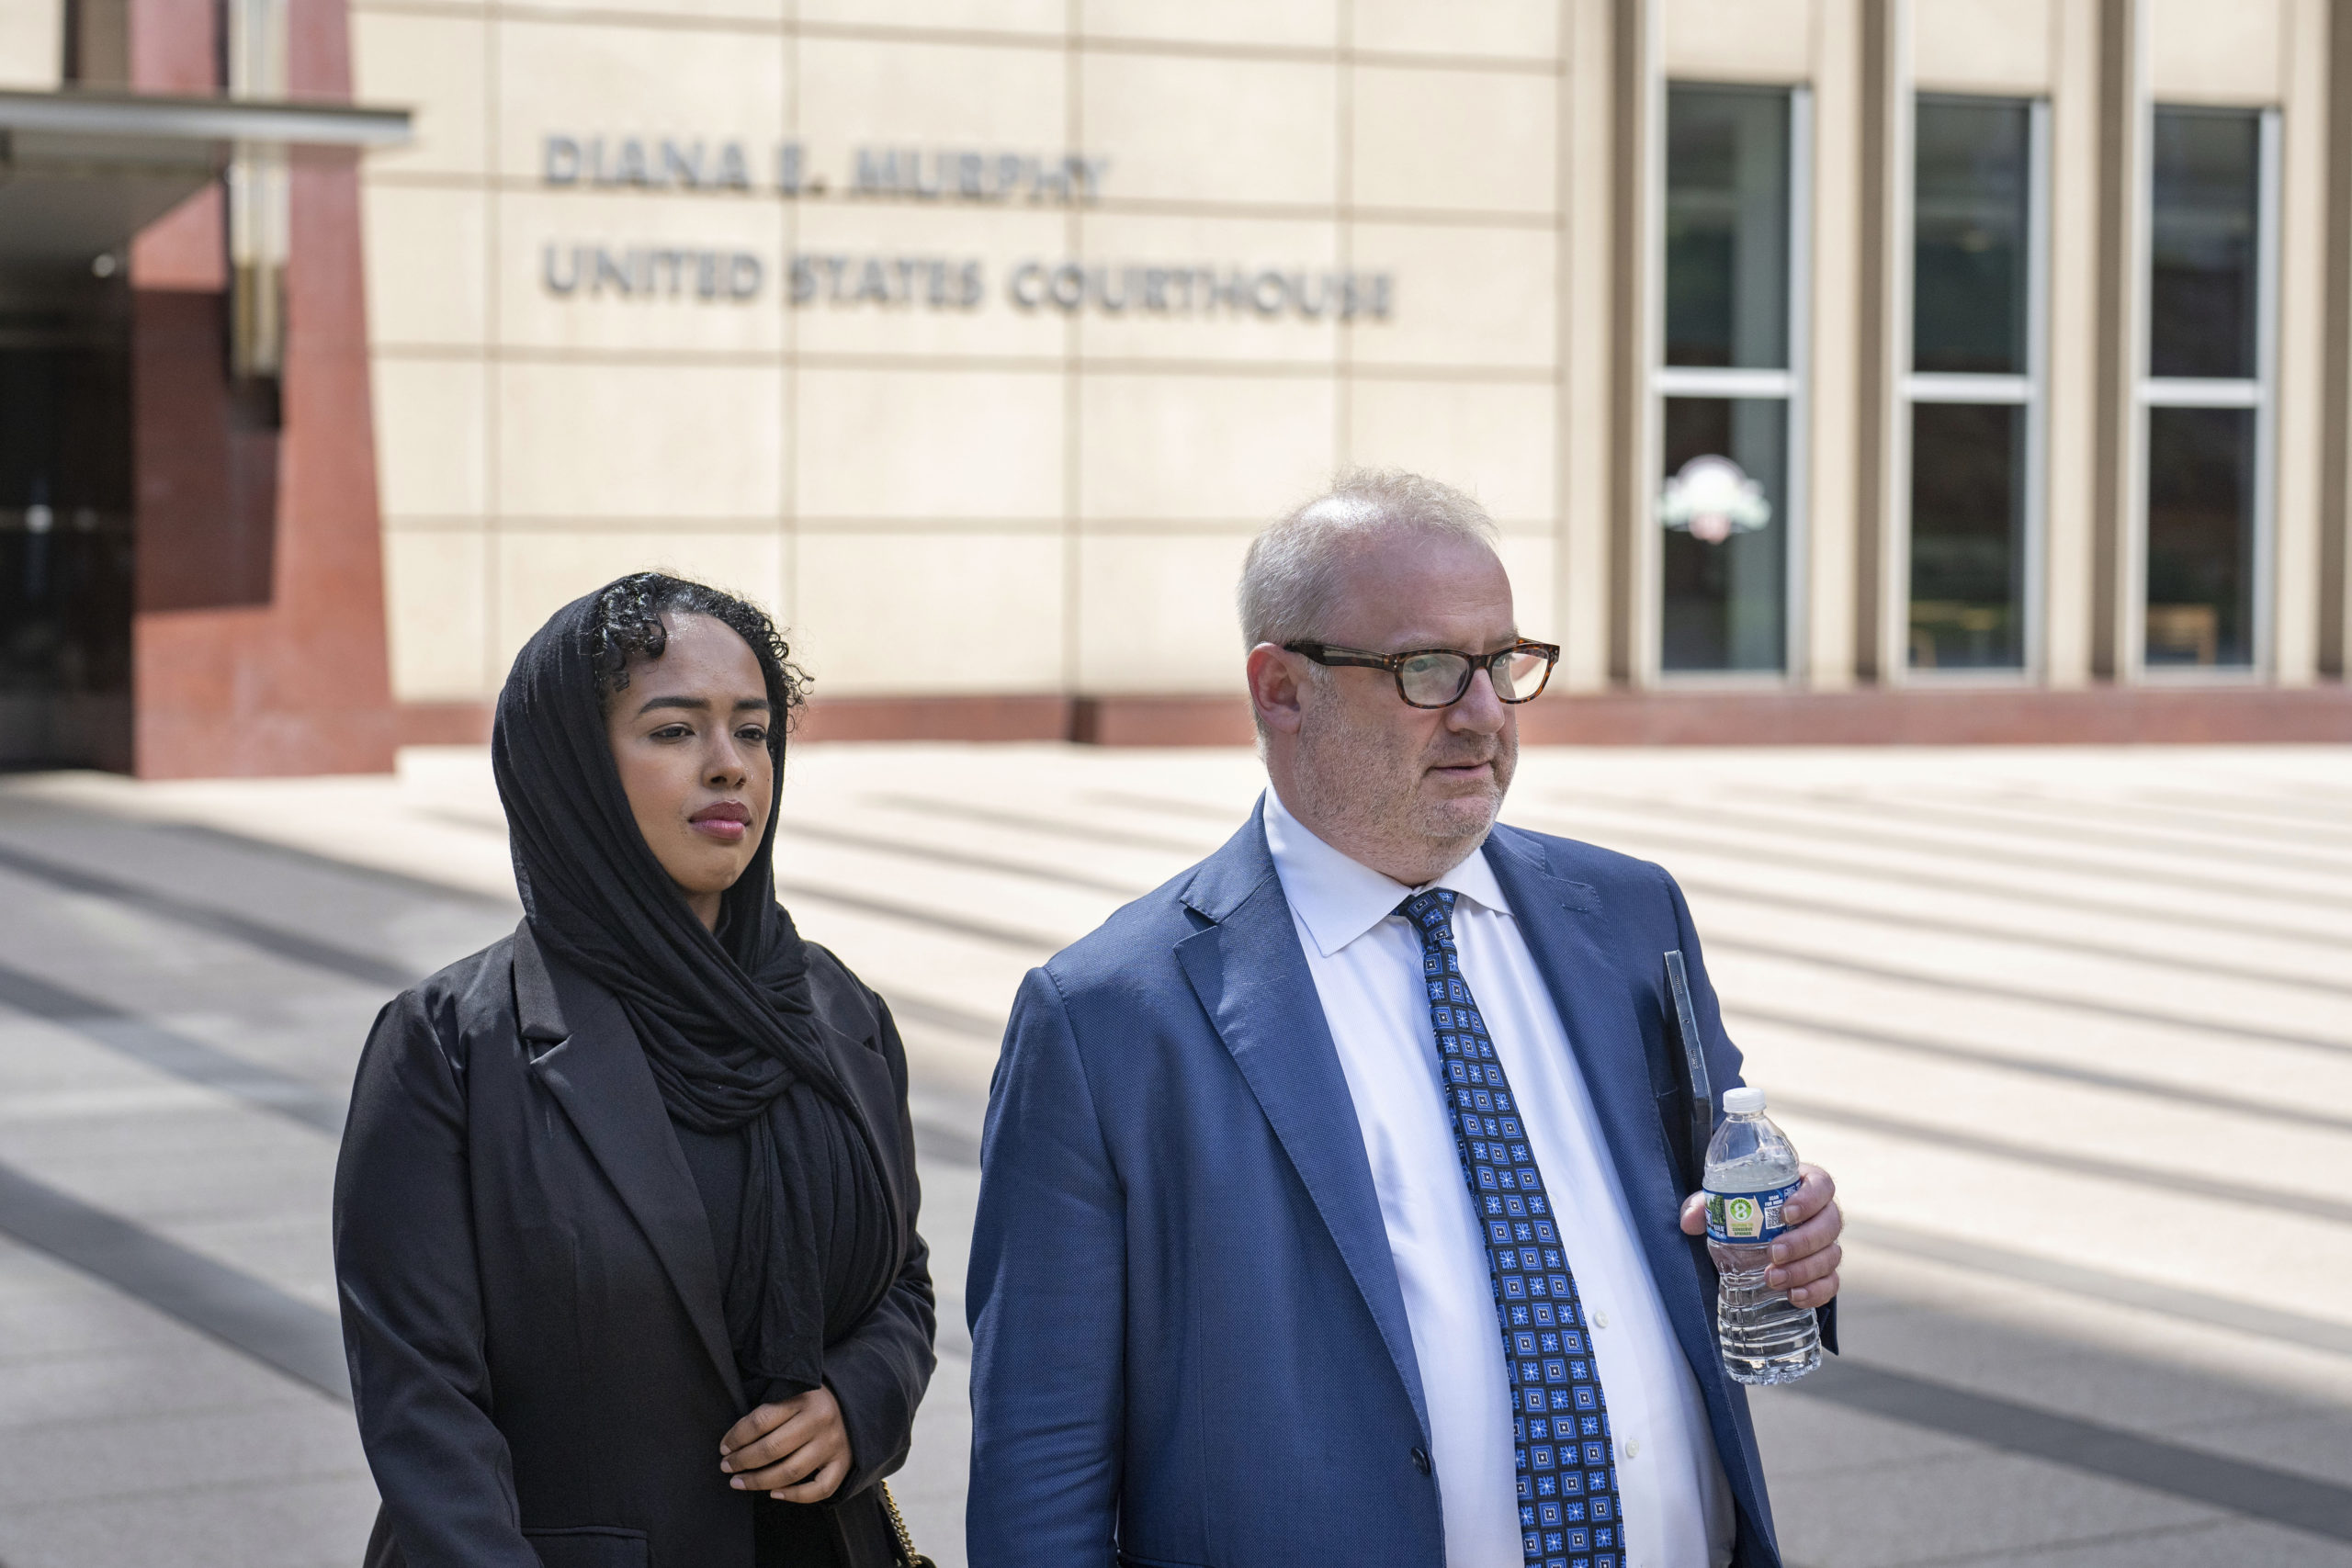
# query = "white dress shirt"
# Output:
<box><xmin>1261</xmin><ymin>788</ymin><xmax>1734</xmax><ymax>1568</ymax></box>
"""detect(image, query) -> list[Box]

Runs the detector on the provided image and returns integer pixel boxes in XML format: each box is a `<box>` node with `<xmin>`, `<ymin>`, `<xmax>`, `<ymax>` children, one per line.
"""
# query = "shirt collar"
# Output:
<box><xmin>1261</xmin><ymin>786</ymin><xmax>1512</xmax><ymax>960</ymax></box>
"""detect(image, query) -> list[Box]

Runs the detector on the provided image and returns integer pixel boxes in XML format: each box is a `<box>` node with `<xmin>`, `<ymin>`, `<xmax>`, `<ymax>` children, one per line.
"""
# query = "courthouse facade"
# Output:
<box><xmin>4</xmin><ymin>0</ymin><xmax>2351</xmax><ymax>773</ymax></box>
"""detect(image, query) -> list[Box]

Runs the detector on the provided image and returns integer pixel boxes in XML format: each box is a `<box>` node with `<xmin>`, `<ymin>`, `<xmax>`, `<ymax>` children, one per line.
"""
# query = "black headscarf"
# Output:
<box><xmin>492</xmin><ymin>584</ymin><xmax>892</xmax><ymax>1403</ymax></box>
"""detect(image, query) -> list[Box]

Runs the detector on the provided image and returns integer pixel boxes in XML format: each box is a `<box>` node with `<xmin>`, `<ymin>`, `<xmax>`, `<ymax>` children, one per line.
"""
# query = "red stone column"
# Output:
<box><xmin>127</xmin><ymin>0</ymin><xmax>396</xmax><ymax>777</ymax></box>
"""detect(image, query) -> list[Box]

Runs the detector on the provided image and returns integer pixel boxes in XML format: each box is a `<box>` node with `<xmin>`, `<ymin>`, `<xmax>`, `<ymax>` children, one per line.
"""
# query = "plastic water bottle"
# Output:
<box><xmin>1702</xmin><ymin>1086</ymin><xmax>1822</xmax><ymax>1385</ymax></box>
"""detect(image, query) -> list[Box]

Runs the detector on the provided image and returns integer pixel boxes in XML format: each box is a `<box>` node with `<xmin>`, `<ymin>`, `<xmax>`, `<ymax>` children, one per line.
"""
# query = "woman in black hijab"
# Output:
<box><xmin>334</xmin><ymin>574</ymin><xmax>934</xmax><ymax>1568</ymax></box>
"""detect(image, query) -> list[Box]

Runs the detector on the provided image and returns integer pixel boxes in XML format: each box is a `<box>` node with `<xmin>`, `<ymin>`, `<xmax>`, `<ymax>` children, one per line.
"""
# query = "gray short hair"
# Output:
<box><xmin>1238</xmin><ymin>468</ymin><xmax>1500</xmax><ymax>649</ymax></box>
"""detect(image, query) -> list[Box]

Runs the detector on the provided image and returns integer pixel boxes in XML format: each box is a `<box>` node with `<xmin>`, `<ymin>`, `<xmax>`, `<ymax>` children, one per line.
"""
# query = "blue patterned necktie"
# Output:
<box><xmin>1399</xmin><ymin>889</ymin><xmax>1624</xmax><ymax>1568</ymax></box>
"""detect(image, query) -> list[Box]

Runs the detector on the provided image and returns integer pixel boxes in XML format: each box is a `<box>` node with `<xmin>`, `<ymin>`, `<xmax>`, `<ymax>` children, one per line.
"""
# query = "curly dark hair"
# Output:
<box><xmin>586</xmin><ymin>573</ymin><xmax>810</xmax><ymax>752</ymax></box>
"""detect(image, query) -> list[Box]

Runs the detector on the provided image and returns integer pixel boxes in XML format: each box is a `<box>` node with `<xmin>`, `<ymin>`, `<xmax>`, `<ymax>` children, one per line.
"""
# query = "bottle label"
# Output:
<box><xmin>1705</xmin><ymin>1179</ymin><xmax>1802</xmax><ymax>1244</ymax></box>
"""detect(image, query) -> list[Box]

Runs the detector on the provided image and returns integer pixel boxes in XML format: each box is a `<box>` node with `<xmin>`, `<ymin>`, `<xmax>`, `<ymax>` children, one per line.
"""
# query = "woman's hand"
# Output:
<box><xmin>718</xmin><ymin>1385</ymin><xmax>853</xmax><ymax>1502</ymax></box>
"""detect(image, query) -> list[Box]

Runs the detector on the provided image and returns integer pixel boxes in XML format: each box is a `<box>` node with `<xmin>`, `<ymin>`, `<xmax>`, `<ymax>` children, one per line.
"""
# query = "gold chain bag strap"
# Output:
<box><xmin>878</xmin><ymin>1480</ymin><xmax>936</xmax><ymax>1568</ymax></box>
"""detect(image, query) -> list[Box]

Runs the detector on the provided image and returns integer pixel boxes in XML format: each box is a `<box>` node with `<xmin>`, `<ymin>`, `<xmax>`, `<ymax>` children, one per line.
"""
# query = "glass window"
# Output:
<box><xmin>1905</xmin><ymin>96</ymin><xmax>2036</xmax><ymax>672</ymax></box>
<box><xmin>1662</xmin><ymin>399</ymin><xmax>1789</xmax><ymax>671</ymax></box>
<box><xmin>2150</xmin><ymin>109</ymin><xmax>2260</xmax><ymax>380</ymax></box>
<box><xmin>1913</xmin><ymin>98</ymin><xmax>2029</xmax><ymax>376</ymax></box>
<box><xmin>1659</xmin><ymin>85</ymin><xmax>1797</xmax><ymax>676</ymax></box>
<box><xmin>2145</xmin><ymin>406</ymin><xmax>2255</xmax><ymax>667</ymax></box>
<box><xmin>1665</xmin><ymin>88</ymin><xmax>1791</xmax><ymax>369</ymax></box>
<box><xmin>1909</xmin><ymin>402</ymin><xmax>2025</xmax><ymax>668</ymax></box>
<box><xmin>2142</xmin><ymin>106</ymin><xmax>2267</xmax><ymax>671</ymax></box>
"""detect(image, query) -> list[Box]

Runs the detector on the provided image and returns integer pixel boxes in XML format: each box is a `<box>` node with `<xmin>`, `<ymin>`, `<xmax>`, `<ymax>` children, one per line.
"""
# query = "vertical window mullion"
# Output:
<box><xmin>1784</xmin><ymin>86</ymin><xmax>1814</xmax><ymax>682</ymax></box>
<box><xmin>2251</xmin><ymin>107</ymin><xmax>2281</xmax><ymax>672</ymax></box>
<box><xmin>2023</xmin><ymin>96</ymin><xmax>2052</xmax><ymax>677</ymax></box>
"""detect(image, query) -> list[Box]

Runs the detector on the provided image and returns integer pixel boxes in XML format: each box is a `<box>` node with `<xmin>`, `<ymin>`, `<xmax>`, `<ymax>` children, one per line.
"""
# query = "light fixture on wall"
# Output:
<box><xmin>1660</xmin><ymin>454</ymin><xmax>1772</xmax><ymax>546</ymax></box>
<box><xmin>225</xmin><ymin>0</ymin><xmax>289</xmax><ymax>386</ymax></box>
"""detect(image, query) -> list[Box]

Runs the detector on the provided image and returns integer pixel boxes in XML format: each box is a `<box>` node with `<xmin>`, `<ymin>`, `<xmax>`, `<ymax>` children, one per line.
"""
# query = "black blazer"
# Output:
<box><xmin>334</xmin><ymin>922</ymin><xmax>934</xmax><ymax>1568</ymax></box>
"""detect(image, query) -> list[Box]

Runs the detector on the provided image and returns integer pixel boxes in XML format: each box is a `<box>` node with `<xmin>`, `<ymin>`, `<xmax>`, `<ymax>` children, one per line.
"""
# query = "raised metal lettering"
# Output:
<box><xmin>544</xmin><ymin>135</ymin><xmax>581</xmax><ymax>185</ymax></box>
<box><xmin>591</xmin><ymin>247</ymin><xmax>634</xmax><ymax>296</ymax></box>
<box><xmin>854</xmin><ymin>147</ymin><xmax>898</xmax><ymax>194</ymax></box>
<box><xmin>660</xmin><ymin>140</ymin><xmax>706</xmax><ymax>187</ymax></box>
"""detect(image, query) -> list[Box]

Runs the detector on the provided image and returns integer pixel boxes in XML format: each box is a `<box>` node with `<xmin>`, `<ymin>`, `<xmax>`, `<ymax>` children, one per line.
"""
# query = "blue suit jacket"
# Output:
<box><xmin>967</xmin><ymin>807</ymin><xmax>1789</xmax><ymax>1568</ymax></box>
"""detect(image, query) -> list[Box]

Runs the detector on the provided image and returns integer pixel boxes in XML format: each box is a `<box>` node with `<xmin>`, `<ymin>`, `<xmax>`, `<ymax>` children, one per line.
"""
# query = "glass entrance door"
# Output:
<box><xmin>0</xmin><ymin>276</ymin><xmax>135</xmax><ymax>770</ymax></box>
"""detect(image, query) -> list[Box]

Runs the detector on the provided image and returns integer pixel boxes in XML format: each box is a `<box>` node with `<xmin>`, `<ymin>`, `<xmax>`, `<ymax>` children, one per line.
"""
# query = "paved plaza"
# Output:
<box><xmin>0</xmin><ymin>741</ymin><xmax>2348</xmax><ymax>1567</ymax></box>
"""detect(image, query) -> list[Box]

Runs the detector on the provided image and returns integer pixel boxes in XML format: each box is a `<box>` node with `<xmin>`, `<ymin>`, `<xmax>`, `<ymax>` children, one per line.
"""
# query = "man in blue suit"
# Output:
<box><xmin>968</xmin><ymin>470</ymin><xmax>1842</xmax><ymax>1568</ymax></box>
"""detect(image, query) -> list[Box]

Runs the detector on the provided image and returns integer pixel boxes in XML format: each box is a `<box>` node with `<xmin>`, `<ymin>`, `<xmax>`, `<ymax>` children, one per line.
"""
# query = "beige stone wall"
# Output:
<box><xmin>353</xmin><ymin>0</ymin><xmax>1566</xmax><ymax>704</ymax></box>
<box><xmin>0</xmin><ymin>1</ymin><xmax>62</xmax><ymax>89</ymax></box>
<box><xmin>353</xmin><ymin>0</ymin><xmax>2335</xmax><ymax>705</ymax></box>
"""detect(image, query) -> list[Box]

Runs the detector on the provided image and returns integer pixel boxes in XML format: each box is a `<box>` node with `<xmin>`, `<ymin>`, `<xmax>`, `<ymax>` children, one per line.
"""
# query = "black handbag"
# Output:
<box><xmin>879</xmin><ymin>1482</ymin><xmax>935</xmax><ymax>1568</ymax></box>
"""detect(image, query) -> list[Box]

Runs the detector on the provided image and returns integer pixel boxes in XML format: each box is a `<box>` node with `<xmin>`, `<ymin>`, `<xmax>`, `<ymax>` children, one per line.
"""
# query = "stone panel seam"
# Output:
<box><xmin>368</xmin><ymin>5</ymin><xmax>1566</xmax><ymax>75</ymax></box>
<box><xmin>1843</xmin><ymin>1217</ymin><xmax>2352</xmax><ymax>1359</ymax></box>
<box><xmin>361</xmin><ymin>171</ymin><xmax>1566</xmax><ymax>229</ymax></box>
<box><xmin>1789</xmin><ymin>1359</ymin><xmax>2352</xmax><ymax>1543</ymax></box>
<box><xmin>367</xmin><ymin>346</ymin><xmax>1561</xmax><ymax>381</ymax></box>
<box><xmin>0</xmin><ymin>1161</ymin><xmax>351</xmax><ymax>1404</ymax></box>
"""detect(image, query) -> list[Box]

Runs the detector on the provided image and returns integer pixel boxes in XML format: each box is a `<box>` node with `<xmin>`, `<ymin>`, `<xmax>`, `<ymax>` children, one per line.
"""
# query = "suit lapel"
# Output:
<box><xmin>1173</xmin><ymin>811</ymin><xmax>1431</xmax><ymax>1444</ymax></box>
<box><xmin>1482</xmin><ymin>831</ymin><xmax>1774</xmax><ymax>1520</ymax></box>
<box><xmin>513</xmin><ymin>923</ymin><xmax>741</xmax><ymax>1403</ymax></box>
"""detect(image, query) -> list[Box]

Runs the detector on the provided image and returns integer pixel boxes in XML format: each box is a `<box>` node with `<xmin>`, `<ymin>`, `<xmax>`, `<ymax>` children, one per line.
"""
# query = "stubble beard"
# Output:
<box><xmin>1293</xmin><ymin>696</ymin><xmax>1517</xmax><ymax>885</ymax></box>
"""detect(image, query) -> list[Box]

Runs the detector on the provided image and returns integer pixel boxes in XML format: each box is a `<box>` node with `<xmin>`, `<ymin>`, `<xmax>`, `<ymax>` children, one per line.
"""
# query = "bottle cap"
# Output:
<box><xmin>1722</xmin><ymin>1086</ymin><xmax>1766</xmax><ymax>1115</ymax></box>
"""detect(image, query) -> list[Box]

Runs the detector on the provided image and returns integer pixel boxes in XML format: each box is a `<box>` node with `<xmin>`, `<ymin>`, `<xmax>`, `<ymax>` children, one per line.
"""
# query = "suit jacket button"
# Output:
<box><xmin>1411</xmin><ymin>1446</ymin><xmax>1431</xmax><ymax>1474</ymax></box>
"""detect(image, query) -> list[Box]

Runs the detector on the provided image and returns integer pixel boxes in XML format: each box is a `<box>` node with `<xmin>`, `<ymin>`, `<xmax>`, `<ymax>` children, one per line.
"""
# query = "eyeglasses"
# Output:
<box><xmin>1283</xmin><ymin>639</ymin><xmax>1562</xmax><ymax>709</ymax></box>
